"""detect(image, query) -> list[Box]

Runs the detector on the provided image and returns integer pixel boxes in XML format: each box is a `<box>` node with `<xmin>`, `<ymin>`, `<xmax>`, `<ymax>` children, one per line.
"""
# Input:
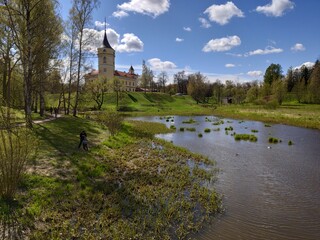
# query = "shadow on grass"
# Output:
<box><xmin>0</xmin><ymin>199</ymin><xmax>23</xmax><ymax>240</ymax></box>
<box><xmin>33</xmin><ymin>116</ymin><xmax>102</xmax><ymax>154</ymax></box>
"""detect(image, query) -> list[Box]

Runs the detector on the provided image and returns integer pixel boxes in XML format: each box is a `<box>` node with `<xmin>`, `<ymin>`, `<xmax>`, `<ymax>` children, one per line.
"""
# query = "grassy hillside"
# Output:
<box><xmin>0</xmin><ymin>116</ymin><xmax>220</xmax><ymax>239</ymax></box>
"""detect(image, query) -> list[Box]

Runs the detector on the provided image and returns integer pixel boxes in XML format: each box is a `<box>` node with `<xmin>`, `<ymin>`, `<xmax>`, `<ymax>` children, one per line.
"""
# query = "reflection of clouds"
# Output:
<box><xmin>0</xmin><ymin>201</ymin><xmax>23</xmax><ymax>239</ymax></box>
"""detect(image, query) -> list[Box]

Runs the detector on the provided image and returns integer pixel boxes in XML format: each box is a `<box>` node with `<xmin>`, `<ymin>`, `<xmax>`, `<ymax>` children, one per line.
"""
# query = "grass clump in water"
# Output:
<box><xmin>204</xmin><ymin>128</ymin><xmax>211</xmax><ymax>133</ymax></box>
<box><xmin>213</xmin><ymin>128</ymin><xmax>220</xmax><ymax>131</ymax></box>
<box><xmin>288</xmin><ymin>140</ymin><xmax>293</xmax><ymax>145</ymax></box>
<box><xmin>212</xmin><ymin>120</ymin><xmax>224</xmax><ymax>125</ymax></box>
<box><xmin>234</xmin><ymin>134</ymin><xmax>257</xmax><ymax>142</ymax></box>
<box><xmin>268</xmin><ymin>137</ymin><xmax>279</xmax><ymax>143</ymax></box>
<box><xmin>251</xmin><ymin>129</ymin><xmax>259</xmax><ymax>133</ymax></box>
<box><xmin>180</xmin><ymin>127</ymin><xmax>185</xmax><ymax>131</ymax></box>
<box><xmin>198</xmin><ymin>133</ymin><xmax>203</xmax><ymax>138</ymax></box>
<box><xmin>186</xmin><ymin>127</ymin><xmax>196</xmax><ymax>132</ymax></box>
<box><xmin>182</xmin><ymin>118</ymin><xmax>196</xmax><ymax>124</ymax></box>
<box><xmin>224</xmin><ymin>126</ymin><xmax>233</xmax><ymax>131</ymax></box>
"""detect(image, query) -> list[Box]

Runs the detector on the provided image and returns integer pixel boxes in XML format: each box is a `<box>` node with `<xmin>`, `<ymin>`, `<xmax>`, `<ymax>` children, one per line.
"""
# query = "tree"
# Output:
<box><xmin>157</xmin><ymin>71</ymin><xmax>168</xmax><ymax>93</ymax></box>
<box><xmin>308</xmin><ymin>60</ymin><xmax>320</xmax><ymax>103</ymax></box>
<box><xmin>3</xmin><ymin>0</ymin><xmax>62</xmax><ymax>128</ymax></box>
<box><xmin>187</xmin><ymin>72</ymin><xmax>206</xmax><ymax>104</ymax></box>
<box><xmin>212</xmin><ymin>80</ymin><xmax>224</xmax><ymax>105</ymax></box>
<box><xmin>264</xmin><ymin>63</ymin><xmax>282</xmax><ymax>86</ymax></box>
<box><xmin>174</xmin><ymin>71</ymin><xmax>188</xmax><ymax>94</ymax></box>
<box><xmin>70</xmin><ymin>0</ymin><xmax>99</xmax><ymax>117</ymax></box>
<box><xmin>140</xmin><ymin>60</ymin><xmax>153</xmax><ymax>93</ymax></box>
<box><xmin>86</xmin><ymin>78</ymin><xmax>107</xmax><ymax>110</ymax></box>
<box><xmin>272</xmin><ymin>79</ymin><xmax>286</xmax><ymax>105</ymax></box>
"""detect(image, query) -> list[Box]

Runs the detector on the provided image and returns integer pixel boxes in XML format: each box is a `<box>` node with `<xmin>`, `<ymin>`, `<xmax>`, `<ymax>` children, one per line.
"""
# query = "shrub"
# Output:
<box><xmin>0</xmin><ymin>108</ymin><xmax>36</xmax><ymax>199</ymax></box>
<box><xmin>96</xmin><ymin>110</ymin><xmax>124</xmax><ymax>136</ymax></box>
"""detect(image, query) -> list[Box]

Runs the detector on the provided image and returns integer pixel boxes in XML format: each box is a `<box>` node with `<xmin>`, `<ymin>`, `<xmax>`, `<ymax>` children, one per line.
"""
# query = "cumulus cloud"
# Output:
<box><xmin>199</xmin><ymin>17</ymin><xmax>211</xmax><ymax>28</ymax></box>
<box><xmin>94</xmin><ymin>21</ymin><xmax>109</xmax><ymax>29</ymax></box>
<box><xmin>256</xmin><ymin>0</ymin><xmax>294</xmax><ymax>17</ymax></box>
<box><xmin>82</xmin><ymin>28</ymin><xmax>143</xmax><ymax>53</ymax></box>
<box><xmin>204</xmin><ymin>1</ymin><xmax>244</xmax><ymax>25</ymax></box>
<box><xmin>294</xmin><ymin>62</ymin><xmax>315</xmax><ymax>70</ymax></box>
<box><xmin>113</xmin><ymin>0</ymin><xmax>170</xmax><ymax>18</ymax></box>
<box><xmin>247</xmin><ymin>71</ymin><xmax>263</xmax><ymax>77</ymax></box>
<box><xmin>247</xmin><ymin>46</ymin><xmax>283</xmax><ymax>56</ymax></box>
<box><xmin>203</xmin><ymin>35</ymin><xmax>241</xmax><ymax>52</ymax></box>
<box><xmin>183</xmin><ymin>27</ymin><xmax>192</xmax><ymax>32</ymax></box>
<box><xmin>225</xmin><ymin>64</ymin><xmax>235</xmax><ymax>68</ymax></box>
<box><xmin>291</xmin><ymin>43</ymin><xmax>305</xmax><ymax>52</ymax></box>
<box><xmin>147</xmin><ymin>58</ymin><xmax>177</xmax><ymax>70</ymax></box>
<box><xmin>175</xmin><ymin>38</ymin><xmax>184</xmax><ymax>42</ymax></box>
<box><xmin>112</xmin><ymin>10</ymin><xmax>129</xmax><ymax>18</ymax></box>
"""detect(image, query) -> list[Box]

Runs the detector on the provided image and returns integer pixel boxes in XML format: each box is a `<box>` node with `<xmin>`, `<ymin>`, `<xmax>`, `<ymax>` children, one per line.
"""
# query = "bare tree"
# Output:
<box><xmin>69</xmin><ymin>0</ymin><xmax>99</xmax><ymax>117</ymax></box>
<box><xmin>158</xmin><ymin>71</ymin><xmax>168</xmax><ymax>93</ymax></box>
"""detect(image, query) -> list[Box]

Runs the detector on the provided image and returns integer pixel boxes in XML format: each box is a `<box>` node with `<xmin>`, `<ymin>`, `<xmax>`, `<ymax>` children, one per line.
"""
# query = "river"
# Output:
<box><xmin>133</xmin><ymin>116</ymin><xmax>320</xmax><ymax>240</ymax></box>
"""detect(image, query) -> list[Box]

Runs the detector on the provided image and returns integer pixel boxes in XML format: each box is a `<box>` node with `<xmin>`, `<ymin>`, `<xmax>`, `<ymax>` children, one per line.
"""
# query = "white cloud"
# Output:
<box><xmin>199</xmin><ymin>17</ymin><xmax>211</xmax><ymax>28</ymax></box>
<box><xmin>256</xmin><ymin>0</ymin><xmax>294</xmax><ymax>17</ymax></box>
<box><xmin>294</xmin><ymin>62</ymin><xmax>315</xmax><ymax>70</ymax></box>
<box><xmin>117</xmin><ymin>33</ymin><xmax>144</xmax><ymax>52</ymax></box>
<box><xmin>291</xmin><ymin>43</ymin><xmax>305</xmax><ymax>52</ymax></box>
<box><xmin>225</xmin><ymin>63</ymin><xmax>235</xmax><ymax>68</ymax></box>
<box><xmin>112</xmin><ymin>10</ymin><xmax>129</xmax><ymax>18</ymax></box>
<box><xmin>94</xmin><ymin>21</ymin><xmax>109</xmax><ymax>29</ymax></box>
<box><xmin>204</xmin><ymin>1</ymin><xmax>244</xmax><ymax>25</ymax></box>
<box><xmin>175</xmin><ymin>38</ymin><xmax>184</xmax><ymax>42</ymax></box>
<box><xmin>247</xmin><ymin>46</ymin><xmax>283</xmax><ymax>56</ymax></box>
<box><xmin>82</xmin><ymin>28</ymin><xmax>143</xmax><ymax>53</ymax></box>
<box><xmin>183</xmin><ymin>27</ymin><xmax>192</xmax><ymax>32</ymax></box>
<box><xmin>114</xmin><ymin>0</ymin><xmax>170</xmax><ymax>18</ymax></box>
<box><xmin>247</xmin><ymin>71</ymin><xmax>263</xmax><ymax>78</ymax></box>
<box><xmin>147</xmin><ymin>58</ymin><xmax>177</xmax><ymax>71</ymax></box>
<box><xmin>203</xmin><ymin>35</ymin><xmax>241</xmax><ymax>52</ymax></box>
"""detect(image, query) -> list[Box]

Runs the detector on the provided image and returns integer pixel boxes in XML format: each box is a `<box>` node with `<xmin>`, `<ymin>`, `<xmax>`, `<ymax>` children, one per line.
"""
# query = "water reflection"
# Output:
<box><xmin>133</xmin><ymin>116</ymin><xmax>320</xmax><ymax>240</ymax></box>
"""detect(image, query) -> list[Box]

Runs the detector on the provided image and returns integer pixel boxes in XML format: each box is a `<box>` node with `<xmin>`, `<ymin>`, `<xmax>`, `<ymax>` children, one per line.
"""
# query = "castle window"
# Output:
<box><xmin>133</xmin><ymin>82</ymin><xmax>135</xmax><ymax>86</ymax></box>
<box><xmin>103</xmin><ymin>57</ymin><xmax>106</xmax><ymax>63</ymax></box>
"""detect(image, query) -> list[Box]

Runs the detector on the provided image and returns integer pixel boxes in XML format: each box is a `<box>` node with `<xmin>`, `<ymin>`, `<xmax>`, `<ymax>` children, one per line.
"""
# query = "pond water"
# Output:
<box><xmin>132</xmin><ymin>116</ymin><xmax>320</xmax><ymax>240</ymax></box>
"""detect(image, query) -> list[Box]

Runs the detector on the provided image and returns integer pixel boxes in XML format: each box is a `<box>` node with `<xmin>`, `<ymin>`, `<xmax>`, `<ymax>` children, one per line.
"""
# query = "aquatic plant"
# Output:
<box><xmin>213</xmin><ymin>128</ymin><xmax>220</xmax><ymax>131</ymax></box>
<box><xmin>204</xmin><ymin>128</ymin><xmax>211</xmax><ymax>133</ymax></box>
<box><xmin>186</xmin><ymin>127</ymin><xmax>196</xmax><ymax>132</ymax></box>
<box><xmin>180</xmin><ymin>127</ymin><xmax>185</xmax><ymax>131</ymax></box>
<box><xmin>268</xmin><ymin>137</ymin><xmax>279</xmax><ymax>143</ymax></box>
<box><xmin>225</xmin><ymin>126</ymin><xmax>233</xmax><ymax>131</ymax></box>
<box><xmin>170</xmin><ymin>125</ymin><xmax>176</xmax><ymax>130</ymax></box>
<box><xmin>198</xmin><ymin>133</ymin><xmax>203</xmax><ymax>138</ymax></box>
<box><xmin>264</xmin><ymin>124</ymin><xmax>272</xmax><ymax>127</ymax></box>
<box><xmin>234</xmin><ymin>134</ymin><xmax>257</xmax><ymax>142</ymax></box>
<box><xmin>288</xmin><ymin>140</ymin><xmax>293</xmax><ymax>145</ymax></box>
<box><xmin>182</xmin><ymin>118</ymin><xmax>196</xmax><ymax>124</ymax></box>
<box><xmin>212</xmin><ymin>120</ymin><xmax>224</xmax><ymax>125</ymax></box>
<box><xmin>251</xmin><ymin>129</ymin><xmax>259</xmax><ymax>133</ymax></box>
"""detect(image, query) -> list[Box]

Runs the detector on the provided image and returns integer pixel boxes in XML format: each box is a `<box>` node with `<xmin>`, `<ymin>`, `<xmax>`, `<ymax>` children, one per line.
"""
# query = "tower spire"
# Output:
<box><xmin>103</xmin><ymin>17</ymin><xmax>113</xmax><ymax>49</ymax></box>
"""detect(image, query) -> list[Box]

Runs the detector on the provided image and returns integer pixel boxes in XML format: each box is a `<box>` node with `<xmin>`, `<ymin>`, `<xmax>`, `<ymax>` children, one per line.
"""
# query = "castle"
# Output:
<box><xmin>84</xmin><ymin>30</ymin><xmax>138</xmax><ymax>92</ymax></box>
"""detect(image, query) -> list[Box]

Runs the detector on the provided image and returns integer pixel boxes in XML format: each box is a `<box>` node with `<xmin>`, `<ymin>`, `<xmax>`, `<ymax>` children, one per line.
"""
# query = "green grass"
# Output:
<box><xmin>2</xmin><ymin>116</ymin><xmax>221</xmax><ymax>239</ymax></box>
<box><xmin>213</xmin><ymin>102</ymin><xmax>320</xmax><ymax>130</ymax></box>
<box><xmin>234</xmin><ymin>134</ymin><xmax>258</xmax><ymax>142</ymax></box>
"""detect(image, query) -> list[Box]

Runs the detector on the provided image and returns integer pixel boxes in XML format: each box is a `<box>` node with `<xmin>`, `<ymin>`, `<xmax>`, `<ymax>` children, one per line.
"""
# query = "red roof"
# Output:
<box><xmin>114</xmin><ymin>70</ymin><xmax>137</xmax><ymax>79</ymax></box>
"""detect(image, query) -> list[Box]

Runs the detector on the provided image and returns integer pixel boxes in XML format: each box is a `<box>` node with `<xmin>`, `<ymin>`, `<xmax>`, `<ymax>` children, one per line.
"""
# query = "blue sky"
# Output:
<box><xmin>58</xmin><ymin>0</ymin><xmax>320</xmax><ymax>83</ymax></box>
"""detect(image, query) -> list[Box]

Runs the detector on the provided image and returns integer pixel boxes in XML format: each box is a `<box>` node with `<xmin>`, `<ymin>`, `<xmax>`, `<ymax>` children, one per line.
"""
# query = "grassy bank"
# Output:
<box><xmin>1</xmin><ymin>116</ymin><xmax>220</xmax><ymax>239</ymax></box>
<box><xmin>213</xmin><ymin>102</ymin><xmax>320</xmax><ymax>130</ymax></box>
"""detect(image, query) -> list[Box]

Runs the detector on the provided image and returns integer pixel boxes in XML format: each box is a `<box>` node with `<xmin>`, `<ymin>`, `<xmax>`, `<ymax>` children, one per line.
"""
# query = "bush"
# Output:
<box><xmin>96</xmin><ymin>110</ymin><xmax>124</xmax><ymax>136</ymax></box>
<box><xmin>0</xmin><ymin>108</ymin><xmax>36</xmax><ymax>199</ymax></box>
